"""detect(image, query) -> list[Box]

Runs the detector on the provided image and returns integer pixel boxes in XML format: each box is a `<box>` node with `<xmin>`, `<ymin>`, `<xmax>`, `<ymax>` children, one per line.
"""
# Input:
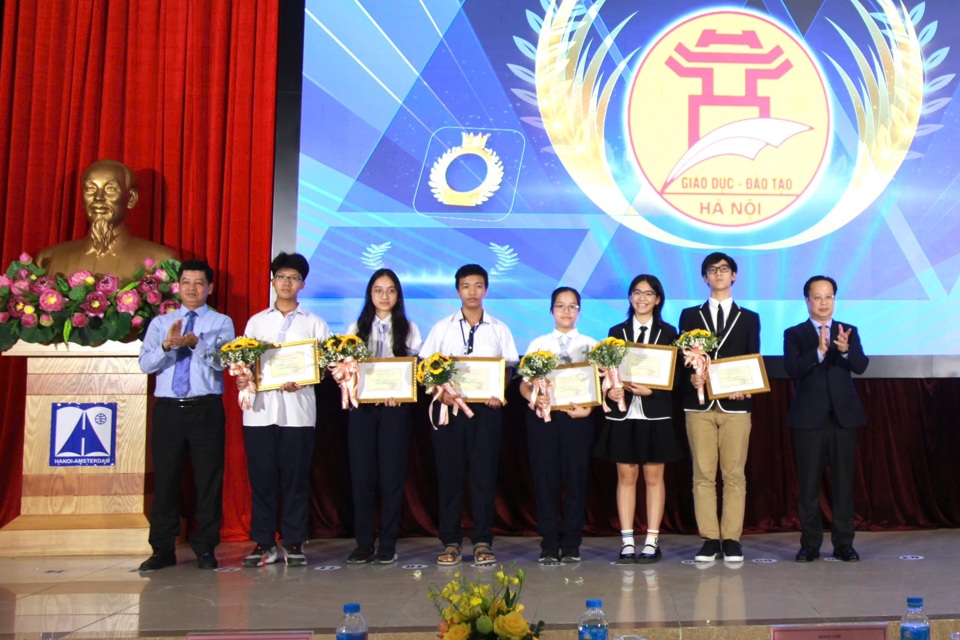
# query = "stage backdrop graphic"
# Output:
<box><xmin>296</xmin><ymin>0</ymin><xmax>960</xmax><ymax>357</ymax></box>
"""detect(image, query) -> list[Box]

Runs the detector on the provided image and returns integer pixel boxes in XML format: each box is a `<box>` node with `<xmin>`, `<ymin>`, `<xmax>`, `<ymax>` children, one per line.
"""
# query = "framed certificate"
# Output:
<box><xmin>450</xmin><ymin>357</ymin><xmax>506</xmax><ymax>402</ymax></box>
<box><xmin>706</xmin><ymin>353</ymin><xmax>771</xmax><ymax>399</ymax></box>
<box><xmin>546</xmin><ymin>362</ymin><xmax>601</xmax><ymax>409</ymax></box>
<box><xmin>356</xmin><ymin>358</ymin><xmax>418</xmax><ymax>403</ymax></box>
<box><xmin>618</xmin><ymin>342</ymin><xmax>677</xmax><ymax>390</ymax></box>
<box><xmin>257</xmin><ymin>339</ymin><xmax>321</xmax><ymax>391</ymax></box>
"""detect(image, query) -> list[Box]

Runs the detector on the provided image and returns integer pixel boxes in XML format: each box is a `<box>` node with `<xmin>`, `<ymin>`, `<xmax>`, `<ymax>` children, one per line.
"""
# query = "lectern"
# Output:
<box><xmin>0</xmin><ymin>340</ymin><xmax>151</xmax><ymax>555</ymax></box>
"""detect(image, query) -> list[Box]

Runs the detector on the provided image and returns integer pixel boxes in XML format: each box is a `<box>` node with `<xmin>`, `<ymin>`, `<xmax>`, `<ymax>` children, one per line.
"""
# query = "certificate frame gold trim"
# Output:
<box><xmin>450</xmin><ymin>357</ymin><xmax>506</xmax><ymax>403</ymax></box>
<box><xmin>618</xmin><ymin>342</ymin><xmax>678</xmax><ymax>391</ymax></box>
<box><xmin>706</xmin><ymin>353</ymin><xmax>771</xmax><ymax>399</ymax></box>
<box><xmin>356</xmin><ymin>357</ymin><xmax>418</xmax><ymax>403</ymax></box>
<box><xmin>257</xmin><ymin>339</ymin><xmax>321</xmax><ymax>391</ymax></box>
<box><xmin>546</xmin><ymin>362</ymin><xmax>601</xmax><ymax>410</ymax></box>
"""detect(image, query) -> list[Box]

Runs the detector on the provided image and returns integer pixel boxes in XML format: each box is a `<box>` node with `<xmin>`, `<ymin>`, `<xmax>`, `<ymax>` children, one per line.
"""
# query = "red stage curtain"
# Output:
<box><xmin>0</xmin><ymin>0</ymin><xmax>278</xmax><ymax>540</ymax></box>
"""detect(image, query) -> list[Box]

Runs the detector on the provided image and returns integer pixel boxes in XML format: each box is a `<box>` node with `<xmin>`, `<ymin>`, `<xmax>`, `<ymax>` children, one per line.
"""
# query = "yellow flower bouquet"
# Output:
<box><xmin>518</xmin><ymin>350</ymin><xmax>559</xmax><ymax>422</ymax></box>
<box><xmin>320</xmin><ymin>334</ymin><xmax>370</xmax><ymax>409</ymax></box>
<box><xmin>674</xmin><ymin>329</ymin><xmax>719</xmax><ymax>405</ymax></box>
<box><xmin>428</xmin><ymin>567</ymin><xmax>544</xmax><ymax>640</ymax></box>
<box><xmin>418</xmin><ymin>352</ymin><xmax>473</xmax><ymax>425</ymax></box>
<box><xmin>217</xmin><ymin>336</ymin><xmax>272</xmax><ymax>410</ymax></box>
<box><xmin>588</xmin><ymin>337</ymin><xmax>628</xmax><ymax>412</ymax></box>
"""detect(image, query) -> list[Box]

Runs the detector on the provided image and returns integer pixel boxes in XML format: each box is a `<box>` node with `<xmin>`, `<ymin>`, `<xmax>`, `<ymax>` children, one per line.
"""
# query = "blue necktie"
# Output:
<box><xmin>172</xmin><ymin>311</ymin><xmax>197</xmax><ymax>397</ymax></box>
<box><xmin>377</xmin><ymin>322</ymin><xmax>387</xmax><ymax>357</ymax></box>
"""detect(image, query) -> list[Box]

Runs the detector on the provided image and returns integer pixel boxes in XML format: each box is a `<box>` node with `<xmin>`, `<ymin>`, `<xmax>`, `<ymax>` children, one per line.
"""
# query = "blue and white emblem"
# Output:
<box><xmin>49</xmin><ymin>402</ymin><xmax>117</xmax><ymax>467</ymax></box>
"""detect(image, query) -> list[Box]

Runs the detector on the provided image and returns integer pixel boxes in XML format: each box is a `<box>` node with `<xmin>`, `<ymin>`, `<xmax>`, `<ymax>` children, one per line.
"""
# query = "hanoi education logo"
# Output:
<box><xmin>628</xmin><ymin>11</ymin><xmax>829</xmax><ymax>227</ymax></box>
<box><xmin>49</xmin><ymin>402</ymin><xmax>117</xmax><ymax>467</ymax></box>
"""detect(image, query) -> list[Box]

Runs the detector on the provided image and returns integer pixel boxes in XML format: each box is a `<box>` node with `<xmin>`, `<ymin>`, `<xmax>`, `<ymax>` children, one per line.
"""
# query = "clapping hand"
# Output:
<box><xmin>834</xmin><ymin>324</ymin><xmax>852</xmax><ymax>354</ymax></box>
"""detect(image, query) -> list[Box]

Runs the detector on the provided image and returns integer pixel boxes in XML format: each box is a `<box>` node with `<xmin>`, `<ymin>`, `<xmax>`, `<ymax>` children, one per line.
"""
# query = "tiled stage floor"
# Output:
<box><xmin>2</xmin><ymin>531</ymin><xmax>960</xmax><ymax>639</ymax></box>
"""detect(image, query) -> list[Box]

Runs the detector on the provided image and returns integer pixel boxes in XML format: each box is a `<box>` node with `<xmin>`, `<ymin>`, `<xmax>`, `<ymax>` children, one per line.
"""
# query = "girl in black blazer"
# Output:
<box><xmin>594</xmin><ymin>274</ymin><xmax>681</xmax><ymax>564</ymax></box>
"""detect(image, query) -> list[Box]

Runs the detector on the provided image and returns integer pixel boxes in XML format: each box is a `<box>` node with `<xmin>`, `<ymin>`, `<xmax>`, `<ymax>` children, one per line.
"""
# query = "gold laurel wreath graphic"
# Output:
<box><xmin>429</xmin><ymin>132</ymin><xmax>505</xmax><ymax>207</ymax></box>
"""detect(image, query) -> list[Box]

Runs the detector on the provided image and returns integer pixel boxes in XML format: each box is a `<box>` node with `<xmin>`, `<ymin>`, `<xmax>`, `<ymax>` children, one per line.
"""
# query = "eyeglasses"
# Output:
<box><xmin>552</xmin><ymin>305</ymin><xmax>580</xmax><ymax>312</ymax></box>
<box><xmin>706</xmin><ymin>265</ymin><xmax>732</xmax><ymax>275</ymax></box>
<box><xmin>631</xmin><ymin>290</ymin><xmax>657</xmax><ymax>299</ymax></box>
<box><xmin>810</xmin><ymin>295</ymin><xmax>835</xmax><ymax>303</ymax></box>
<box><xmin>273</xmin><ymin>274</ymin><xmax>304</xmax><ymax>282</ymax></box>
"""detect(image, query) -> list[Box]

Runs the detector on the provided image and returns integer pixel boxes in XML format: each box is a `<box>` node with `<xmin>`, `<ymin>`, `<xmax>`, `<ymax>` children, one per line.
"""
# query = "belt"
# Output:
<box><xmin>158</xmin><ymin>395</ymin><xmax>221</xmax><ymax>408</ymax></box>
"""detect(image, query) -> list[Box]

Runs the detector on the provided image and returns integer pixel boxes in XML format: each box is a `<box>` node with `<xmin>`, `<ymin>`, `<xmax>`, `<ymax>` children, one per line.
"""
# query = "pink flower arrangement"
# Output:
<box><xmin>144</xmin><ymin>258</ymin><xmax>155</xmax><ymax>268</ymax></box>
<box><xmin>116</xmin><ymin>289</ymin><xmax>141</xmax><ymax>314</ymax></box>
<box><xmin>0</xmin><ymin>254</ymin><xmax>183</xmax><ymax>352</ymax></box>
<box><xmin>68</xmin><ymin>270</ymin><xmax>94</xmax><ymax>287</ymax></box>
<box><xmin>96</xmin><ymin>274</ymin><xmax>120</xmax><ymax>296</ymax></box>
<box><xmin>38</xmin><ymin>289</ymin><xmax>65</xmax><ymax>312</ymax></box>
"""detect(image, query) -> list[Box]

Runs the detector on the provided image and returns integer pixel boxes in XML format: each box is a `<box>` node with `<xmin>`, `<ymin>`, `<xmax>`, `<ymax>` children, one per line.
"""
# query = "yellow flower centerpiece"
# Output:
<box><xmin>588</xmin><ymin>337</ymin><xmax>628</xmax><ymax>412</ymax></box>
<box><xmin>673</xmin><ymin>329</ymin><xmax>719</xmax><ymax>405</ymax></box>
<box><xmin>518</xmin><ymin>350</ymin><xmax>559</xmax><ymax>422</ymax></box>
<box><xmin>418</xmin><ymin>352</ymin><xmax>473</xmax><ymax>425</ymax></box>
<box><xmin>216</xmin><ymin>336</ymin><xmax>272</xmax><ymax>410</ymax></box>
<box><xmin>320</xmin><ymin>334</ymin><xmax>370</xmax><ymax>409</ymax></box>
<box><xmin>428</xmin><ymin>567</ymin><xmax>543</xmax><ymax>640</ymax></box>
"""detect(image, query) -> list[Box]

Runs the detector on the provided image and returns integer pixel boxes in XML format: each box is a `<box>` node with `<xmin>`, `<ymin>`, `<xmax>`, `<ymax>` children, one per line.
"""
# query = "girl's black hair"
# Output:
<box><xmin>356</xmin><ymin>269</ymin><xmax>411</xmax><ymax>356</ymax></box>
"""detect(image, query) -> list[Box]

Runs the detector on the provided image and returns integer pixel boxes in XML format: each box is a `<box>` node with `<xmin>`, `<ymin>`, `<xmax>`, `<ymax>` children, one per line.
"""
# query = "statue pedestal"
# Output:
<box><xmin>1</xmin><ymin>340</ymin><xmax>151</xmax><ymax>556</ymax></box>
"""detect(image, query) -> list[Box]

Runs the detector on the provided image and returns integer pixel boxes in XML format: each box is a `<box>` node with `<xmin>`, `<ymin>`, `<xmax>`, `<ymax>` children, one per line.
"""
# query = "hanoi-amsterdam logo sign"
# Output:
<box><xmin>50</xmin><ymin>402</ymin><xmax>117</xmax><ymax>467</ymax></box>
<box><xmin>628</xmin><ymin>11</ymin><xmax>829</xmax><ymax>227</ymax></box>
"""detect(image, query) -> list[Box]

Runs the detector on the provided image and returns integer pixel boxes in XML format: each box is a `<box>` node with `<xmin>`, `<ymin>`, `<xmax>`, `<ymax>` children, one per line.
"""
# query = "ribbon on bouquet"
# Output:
<box><xmin>427</xmin><ymin>382</ymin><xmax>474</xmax><ymax>428</ymax></box>
<box><xmin>328</xmin><ymin>357</ymin><xmax>360</xmax><ymax>410</ymax></box>
<box><xmin>525</xmin><ymin>376</ymin><xmax>553</xmax><ymax>423</ymax></box>
<box><xmin>681</xmin><ymin>346</ymin><xmax>711</xmax><ymax>405</ymax></box>
<box><xmin>599</xmin><ymin>366</ymin><xmax>626</xmax><ymax>413</ymax></box>
<box><xmin>228</xmin><ymin>362</ymin><xmax>257</xmax><ymax>410</ymax></box>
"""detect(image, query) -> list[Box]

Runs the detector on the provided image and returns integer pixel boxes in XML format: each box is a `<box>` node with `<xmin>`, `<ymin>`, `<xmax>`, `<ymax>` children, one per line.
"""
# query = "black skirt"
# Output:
<box><xmin>593</xmin><ymin>416</ymin><xmax>683</xmax><ymax>465</ymax></box>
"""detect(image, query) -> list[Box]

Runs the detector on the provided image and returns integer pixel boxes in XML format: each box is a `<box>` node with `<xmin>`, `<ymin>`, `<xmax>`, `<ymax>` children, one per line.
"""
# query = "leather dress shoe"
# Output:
<box><xmin>138</xmin><ymin>552</ymin><xmax>177</xmax><ymax>572</ymax></box>
<box><xmin>196</xmin><ymin>552</ymin><xmax>219</xmax><ymax>569</ymax></box>
<box><xmin>795</xmin><ymin>546</ymin><xmax>820</xmax><ymax>562</ymax></box>
<box><xmin>833</xmin><ymin>545</ymin><xmax>860</xmax><ymax>562</ymax></box>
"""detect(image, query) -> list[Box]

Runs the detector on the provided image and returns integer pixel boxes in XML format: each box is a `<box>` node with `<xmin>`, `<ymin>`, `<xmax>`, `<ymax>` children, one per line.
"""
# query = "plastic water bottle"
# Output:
<box><xmin>578</xmin><ymin>599</ymin><xmax>608</xmax><ymax>640</ymax></box>
<box><xmin>900</xmin><ymin>597</ymin><xmax>930</xmax><ymax>640</ymax></box>
<box><xmin>336</xmin><ymin>603</ymin><xmax>368</xmax><ymax>640</ymax></box>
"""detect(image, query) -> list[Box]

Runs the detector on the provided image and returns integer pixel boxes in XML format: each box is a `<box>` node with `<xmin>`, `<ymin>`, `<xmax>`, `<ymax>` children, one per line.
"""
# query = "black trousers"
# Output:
<box><xmin>243</xmin><ymin>425</ymin><xmax>315</xmax><ymax>546</ymax></box>
<box><xmin>525</xmin><ymin>409</ymin><xmax>595</xmax><ymax>552</ymax></box>
<box><xmin>347</xmin><ymin>403</ymin><xmax>412</xmax><ymax>550</ymax></box>
<box><xmin>430</xmin><ymin>403</ymin><xmax>502</xmax><ymax>547</ymax></box>
<box><xmin>792</xmin><ymin>415</ymin><xmax>859</xmax><ymax>549</ymax></box>
<box><xmin>149</xmin><ymin>397</ymin><xmax>225</xmax><ymax>555</ymax></box>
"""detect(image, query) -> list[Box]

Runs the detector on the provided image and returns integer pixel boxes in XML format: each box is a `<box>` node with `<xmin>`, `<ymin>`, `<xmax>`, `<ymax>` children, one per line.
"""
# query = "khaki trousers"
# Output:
<box><xmin>685</xmin><ymin>406</ymin><xmax>752</xmax><ymax>541</ymax></box>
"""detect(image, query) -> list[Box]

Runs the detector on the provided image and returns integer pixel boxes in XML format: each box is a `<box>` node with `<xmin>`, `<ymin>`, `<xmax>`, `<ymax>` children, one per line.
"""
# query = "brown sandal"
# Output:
<box><xmin>473</xmin><ymin>544</ymin><xmax>497</xmax><ymax>566</ymax></box>
<box><xmin>436</xmin><ymin>544</ymin><xmax>462</xmax><ymax>566</ymax></box>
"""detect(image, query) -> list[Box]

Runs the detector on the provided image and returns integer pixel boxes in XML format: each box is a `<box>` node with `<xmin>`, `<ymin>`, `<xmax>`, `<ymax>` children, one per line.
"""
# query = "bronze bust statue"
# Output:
<box><xmin>36</xmin><ymin>160</ymin><xmax>178</xmax><ymax>278</ymax></box>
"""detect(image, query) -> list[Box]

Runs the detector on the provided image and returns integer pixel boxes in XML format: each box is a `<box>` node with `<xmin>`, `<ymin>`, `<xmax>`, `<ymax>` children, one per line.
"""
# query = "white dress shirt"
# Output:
<box><xmin>709</xmin><ymin>297</ymin><xmax>733</xmax><ymax>333</ymax></box>
<box><xmin>242</xmin><ymin>304</ymin><xmax>330</xmax><ymax>427</ymax></box>
<box><xmin>419</xmin><ymin>310</ymin><xmax>519</xmax><ymax>364</ymax></box>
<box><xmin>347</xmin><ymin>317</ymin><xmax>422</xmax><ymax>356</ymax></box>
<box><xmin>525</xmin><ymin>329</ymin><xmax>596</xmax><ymax>364</ymax></box>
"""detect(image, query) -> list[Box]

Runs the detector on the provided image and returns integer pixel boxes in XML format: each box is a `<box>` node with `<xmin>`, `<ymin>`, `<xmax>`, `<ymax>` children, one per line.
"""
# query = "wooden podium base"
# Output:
<box><xmin>2</xmin><ymin>340</ymin><xmax>153</xmax><ymax>557</ymax></box>
<box><xmin>0</xmin><ymin>514</ymin><xmax>150</xmax><ymax>556</ymax></box>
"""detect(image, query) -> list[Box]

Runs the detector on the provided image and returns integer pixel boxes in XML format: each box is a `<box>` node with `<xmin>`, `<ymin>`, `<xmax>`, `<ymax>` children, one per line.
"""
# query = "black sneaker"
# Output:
<box><xmin>722</xmin><ymin>539</ymin><xmax>744</xmax><ymax>562</ymax></box>
<box><xmin>347</xmin><ymin>544</ymin><xmax>376</xmax><ymax>564</ymax></box>
<box><xmin>196</xmin><ymin>552</ymin><xmax>218</xmax><ymax>570</ymax></box>
<box><xmin>138</xmin><ymin>552</ymin><xmax>177</xmax><ymax>572</ymax></box>
<box><xmin>694</xmin><ymin>539</ymin><xmax>722</xmax><ymax>562</ymax></box>
<box><xmin>242</xmin><ymin>543</ymin><xmax>280</xmax><ymax>567</ymax></box>
<box><xmin>285</xmin><ymin>542</ymin><xmax>307</xmax><ymax>567</ymax></box>
<box><xmin>373</xmin><ymin>547</ymin><xmax>398</xmax><ymax>565</ymax></box>
<box><xmin>561</xmin><ymin>548</ymin><xmax>581</xmax><ymax>563</ymax></box>
<box><xmin>538</xmin><ymin>549</ymin><xmax>560</xmax><ymax>563</ymax></box>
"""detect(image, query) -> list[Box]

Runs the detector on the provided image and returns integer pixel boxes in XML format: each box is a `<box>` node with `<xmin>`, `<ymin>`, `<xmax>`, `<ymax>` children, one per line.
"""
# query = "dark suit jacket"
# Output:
<box><xmin>603</xmin><ymin>318</ymin><xmax>678</xmax><ymax>421</ymax></box>
<box><xmin>678</xmin><ymin>301</ymin><xmax>760</xmax><ymax>412</ymax></box>
<box><xmin>783</xmin><ymin>319</ymin><xmax>869</xmax><ymax>429</ymax></box>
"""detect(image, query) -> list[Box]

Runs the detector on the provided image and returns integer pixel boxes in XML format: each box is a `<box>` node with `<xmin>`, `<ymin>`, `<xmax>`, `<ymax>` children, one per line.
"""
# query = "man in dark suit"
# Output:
<box><xmin>680</xmin><ymin>252</ymin><xmax>761</xmax><ymax>564</ymax></box>
<box><xmin>784</xmin><ymin>275</ymin><xmax>869</xmax><ymax>563</ymax></box>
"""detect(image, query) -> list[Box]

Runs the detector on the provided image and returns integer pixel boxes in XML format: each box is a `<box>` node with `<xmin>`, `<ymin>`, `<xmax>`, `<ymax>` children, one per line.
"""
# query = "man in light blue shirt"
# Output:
<box><xmin>137</xmin><ymin>259</ymin><xmax>235</xmax><ymax>571</ymax></box>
